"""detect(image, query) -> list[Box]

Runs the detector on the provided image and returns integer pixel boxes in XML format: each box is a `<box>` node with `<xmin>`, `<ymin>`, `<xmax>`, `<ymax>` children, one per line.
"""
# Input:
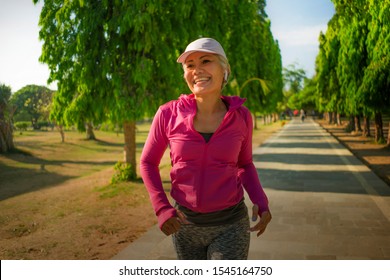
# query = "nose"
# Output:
<box><xmin>193</xmin><ymin>63</ymin><xmax>204</xmax><ymax>75</ymax></box>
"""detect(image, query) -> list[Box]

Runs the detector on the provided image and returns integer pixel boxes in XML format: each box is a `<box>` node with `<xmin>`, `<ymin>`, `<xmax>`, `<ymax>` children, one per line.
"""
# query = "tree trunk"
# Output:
<box><xmin>0</xmin><ymin>119</ymin><xmax>14</xmax><ymax>153</ymax></box>
<box><xmin>85</xmin><ymin>122</ymin><xmax>96</xmax><ymax>140</ymax></box>
<box><xmin>123</xmin><ymin>120</ymin><xmax>137</xmax><ymax>178</ymax></box>
<box><xmin>57</xmin><ymin>125</ymin><xmax>65</xmax><ymax>143</ymax></box>
<box><xmin>354</xmin><ymin>115</ymin><xmax>362</xmax><ymax>133</ymax></box>
<box><xmin>345</xmin><ymin>115</ymin><xmax>354</xmax><ymax>132</ymax></box>
<box><xmin>387</xmin><ymin>121</ymin><xmax>390</xmax><ymax>145</ymax></box>
<box><xmin>374</xmin><ymin>112</ymin><xmax>384</xmax><ymax>143</ymax></box>
<box><xmin>32</xmin><ymin>117</ymin><xmax>39</xmax><ymax>130</ymax></box>
<box><xmin>252</xmin><ymin>113</ymin><xmax>258</xmax><ymax>130</ymax></box>
<box><xmin>0</xmin><ymin>101</ymin><xmax>15</xmax><ymax>152</ymax></box>
<box><xmin>115</xmin><ymin>123</ymin><xmax>120</xmax><ymax>137</ymax></box>
<box><xmin>362</xmin><ymin>116</ymin><xmax>371</xmax><ymax>137</ymax></box>
<box><xmin>273</xmin><ymin>113</ymin><xmax>278</xmax><ymax>122</ymax></box>
<box><xmin>328</xmin><ymin>112</ymin><xmax>333</xmax><ymax>124</ymax></box>
<box><xmin>332</xmin><ymin>112</ymin><xmax>337</xmax><ymax>125</ymax></box>
<box><xmin>336</xmin><ymin>113</ymin><xmax>342</xmax><ymax>126</ymax></box>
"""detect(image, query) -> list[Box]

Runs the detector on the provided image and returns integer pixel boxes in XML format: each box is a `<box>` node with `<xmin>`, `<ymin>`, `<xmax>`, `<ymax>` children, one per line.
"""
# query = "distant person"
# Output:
<box><xmin>140</xmin><ymin>38</ymin><xmax>271</xmax><ymax>260</ymax></box>
<box><xmin>300</xmin><ymin>109</ymin><xmax>306</xmax><ymax>122</ymax></box>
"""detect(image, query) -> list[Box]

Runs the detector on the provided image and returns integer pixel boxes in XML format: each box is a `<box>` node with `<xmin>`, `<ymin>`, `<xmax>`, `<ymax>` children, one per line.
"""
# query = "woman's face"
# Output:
<box><xmin>183</xmin><ymin>52</ymin><xmax>225</xmax><ymax>96</ymax></box>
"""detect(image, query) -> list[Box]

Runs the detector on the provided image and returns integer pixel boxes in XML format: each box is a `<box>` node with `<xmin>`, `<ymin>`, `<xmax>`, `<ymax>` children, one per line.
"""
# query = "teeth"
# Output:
<box><xmin>194</xmin><ymin>78</ymin><xmax>209</xmax><ymax>84</ymax></box>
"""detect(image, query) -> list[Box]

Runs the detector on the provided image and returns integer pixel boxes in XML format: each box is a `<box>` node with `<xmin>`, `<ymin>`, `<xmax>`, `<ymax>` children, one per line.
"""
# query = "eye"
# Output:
<box><xmin>202</xmin><ymin>59</ymin><xmax>211</xmax><ymax>64</ymax></box>
<box><xmin>185</xmin><ymin>63</ymin><xmax>194</xmax><ymax>69</ymax></box>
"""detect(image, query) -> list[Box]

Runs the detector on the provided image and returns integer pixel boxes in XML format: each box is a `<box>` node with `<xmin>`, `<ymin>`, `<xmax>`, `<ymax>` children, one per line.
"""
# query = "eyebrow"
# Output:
<box><xmin>185</xmin><ymin>54</ymin><xmax>213</xmax><ymax>63</ymax></box>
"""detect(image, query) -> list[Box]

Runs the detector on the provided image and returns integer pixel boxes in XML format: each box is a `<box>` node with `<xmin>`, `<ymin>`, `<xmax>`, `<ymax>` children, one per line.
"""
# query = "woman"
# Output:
<box><xmin>140</xmin><ymin>38</ymin><xmax>271</xmax><ymax>260</ymax></box>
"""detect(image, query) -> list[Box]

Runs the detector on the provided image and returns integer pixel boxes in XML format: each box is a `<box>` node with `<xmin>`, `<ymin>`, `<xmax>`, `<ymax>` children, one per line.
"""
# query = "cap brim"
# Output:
<box><xmin>176</xmin><ymin>49</ymin><xmax>219</xmax><ymax>63</ymax></box>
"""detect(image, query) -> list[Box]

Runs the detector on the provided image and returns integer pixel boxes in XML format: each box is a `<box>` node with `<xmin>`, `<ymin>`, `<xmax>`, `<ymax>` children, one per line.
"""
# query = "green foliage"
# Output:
<box><xmin>95</xmin><ymin>182</ymin><xmax>133</xmax><ymax>199</ymax></box>
<box><xmin>0</xmin><ymin>83</ymin><xmax>12</xmax><ymax>116</ymax></box>
<box><xmin>312</xmin><ymin>0</ymin><xmax>389</xmax><ymax>142</ymax></box>
<box><xmin>111</xmin><ymin>161</ymin><xmax>136</xmax><ymax>183</ymax></box>
<box><xmin>34</xmin><ymin>0</ymin><xmax>283</xmax><ymax>124</ymax></box>
<box><xmin>34</xmin><ymin>0</ymin><xmax>284</xmax><ymax>175</ymax></box>
<box><xmin>36</xmin><ymin>121</ymin><xmax>54</xmax><ymax>130</ymax></box>
<box><xmin>283</xmin><ymin>64</ymin><xmax>306</xmax><ymax>95</ymax></box>
<box><xmin>297</xmin><ymin>78</ymin><xmax>318</xmax><ymax>111</ymax></box>
<box><xmin>226</xmin><ymin>12</ymin><xmax>283</xmax><ymax>115</ymax></box>
<box><xmin>376</xmin><ymin>137</ymin><xmax>387</xmax><ymax>145</ymax></box>
<box><xmin>99</xmin><ymin>122</ymin><xmax>122</xmax><ymax>133</ymax></box>
<box><xmin>10</xmin><ymin>85</ymin><xmax>54</xmax><ymax>129</ymax></box>
<box><xmin>315</xmin><ymin>15</ymin><xmax>342</xmax><ymax>114</ymax></box>
<box><xmin>316</xmin><ymin>0</ymin><xmax>390</xmax><ymax>116</ymax></box>
<box><xmin>283</xmin><ymin>64</ymin><xmax>309</xmax><ymax>111</ymax></box>
<box><xmin>12</xmin><ymin>110</ymin><xmax>32</xmax><ymax>123</ymax></box>
<box><xmin>362</xmin><ymin>0</ymin><xmax>390</xmax><ymax>111</ymax></box>
<box><xmin>14</xmin><ymin>122</ymin><xmax>30</xmax><ymax>131</ymax></box>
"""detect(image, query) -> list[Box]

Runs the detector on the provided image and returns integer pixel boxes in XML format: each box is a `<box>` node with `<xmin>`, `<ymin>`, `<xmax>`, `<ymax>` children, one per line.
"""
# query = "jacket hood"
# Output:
<box><xmin>178</xmin><ymin>93</ymin><xmax>246</xmax><ymax>111</ymax></box>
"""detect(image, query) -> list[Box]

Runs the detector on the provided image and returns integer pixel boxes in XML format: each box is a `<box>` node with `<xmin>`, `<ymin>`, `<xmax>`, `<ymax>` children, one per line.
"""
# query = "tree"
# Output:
<box><xmin>34</xmin><ymin>0</ymin><xmax>283</xmax><ymax>179</ymax></box>
<box><xmin>226</xmin><ymin>4</ymin><xmax>283</xmax><ymax>119</ymax></box>
<box><xmin>316</xmin><ymin>16</ymin><xmax>343</xmax><ymax>125</ymax></box>
<box><xmin>34</xmin><ymin>0</ymin><xmax>187</xmax><ymax>178</ymax></box>
<box><xmin>295</xmin><ymin>77</ymin><xmax>318</xmax><ymax>113</ymax></box>
<box><xmin>336</xmin><ymin>0</ymin><xmax>370</xmax><ymax>133</ymax></box>
<box><xmin>0</xmin><ymin>84</ymin><xmax>15</xmax><ymax>153</ymax></box>
<box><xmin>315</xmin><ymin>0</ymin><xmax>389</xmax><ymax>141</ymax></box>
<box><xmin>10</xmin><ymin>85</ymin><xmax>54</xmax><ymax>129</ymax></box>
<box><xmin>283</xmin><ymin>63</ymin><xmax>306</xmax><ymax>95</ymax></box>
<box><xmin>361</xmin><ymin>0</ymin><xmax>390</xmax><ymax>142</ymax></box>
<box><xmin>283</xmin><ymin>64</ymin><xmax>307</xmax><ymax>112</ymax></box>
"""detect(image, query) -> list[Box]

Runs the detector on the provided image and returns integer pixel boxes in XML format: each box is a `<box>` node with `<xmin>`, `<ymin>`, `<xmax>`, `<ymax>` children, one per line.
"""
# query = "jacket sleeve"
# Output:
<box><xmin>139</xmin><ymin>107</ymin><xmax>176</xmax><ymax>229</ymax></box>
<box><xmin>237</xmin><ymin>108</ymin><xmax>270</xmax><ymax>215</ymax></box>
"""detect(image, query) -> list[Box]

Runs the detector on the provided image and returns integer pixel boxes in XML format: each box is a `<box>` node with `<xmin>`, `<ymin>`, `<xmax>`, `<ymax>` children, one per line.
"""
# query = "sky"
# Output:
<box><xmin>266</xmin><ymin>0</ymin><xmax>335</xmax><ymax>77</ymax></box>
<box><xmin>0</xmin><ymin>0</ymin><xmax>51</xmax><ymax>93</ymax></box>
<box><xmin>0</xmin><ymin>0</ymin><xmax>335</xmax><ymax>93</ymax></box>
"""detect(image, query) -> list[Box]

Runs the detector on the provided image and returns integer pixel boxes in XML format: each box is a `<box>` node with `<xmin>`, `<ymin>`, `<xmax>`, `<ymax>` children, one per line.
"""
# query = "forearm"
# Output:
<box><xmin>140</xmin><ymin>160</ymin><xmax>176</xmax><ymax>228</ymax></box>
<box><xmin>239</xmin><ymin>163</ymin><xmax>269</xmax><ymax>214</ymax></box>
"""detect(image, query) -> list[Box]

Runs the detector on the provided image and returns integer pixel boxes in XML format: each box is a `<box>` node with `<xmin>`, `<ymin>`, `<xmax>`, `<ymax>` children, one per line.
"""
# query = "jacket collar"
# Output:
<box><xmin>178</xmin><ymin>93</ymin><xmax>246</xmax><ymax>112</ymax></box>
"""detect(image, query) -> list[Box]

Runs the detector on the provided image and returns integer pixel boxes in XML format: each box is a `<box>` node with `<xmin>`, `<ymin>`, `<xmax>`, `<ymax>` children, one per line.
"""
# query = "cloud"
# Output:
<box><xmin>273</xmin><ymin>24</ymin><xmax>328</xmax><ymax>46</ymax></box>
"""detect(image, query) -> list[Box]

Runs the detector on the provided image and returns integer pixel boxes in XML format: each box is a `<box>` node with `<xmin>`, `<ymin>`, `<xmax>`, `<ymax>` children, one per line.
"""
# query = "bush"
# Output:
<box><xmin>99</xmin><ymin>122</ymin><xmax>122</xmax><ymax>133</ymax></box>
<box><xmin>14</xmin><ymin>122</ymin><xmax>30</xmax><ymax>131</ymax></box>
<box><xmin>111</xmin><ymin>161</ymin><xmax>136</xmax><ymax>183</ymax></box>
<box><xmin>36</xmin><ymin>121</ymin><xmax>54</xmax><ymax>130</ymax></box>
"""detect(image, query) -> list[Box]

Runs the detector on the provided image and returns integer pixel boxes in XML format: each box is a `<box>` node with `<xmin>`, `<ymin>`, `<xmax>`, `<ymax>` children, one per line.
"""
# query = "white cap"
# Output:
<box><xmin>177</xmin><ymin>38</ymin><xmax>227</xmax><ymax>63</ymax></box>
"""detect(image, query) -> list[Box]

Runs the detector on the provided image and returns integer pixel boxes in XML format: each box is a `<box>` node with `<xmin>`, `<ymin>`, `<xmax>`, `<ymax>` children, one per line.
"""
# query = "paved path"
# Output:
<box><xmin>112</xmin><ymin>118</ymin><xmax>390</xmax><ymax>260</ymax></box>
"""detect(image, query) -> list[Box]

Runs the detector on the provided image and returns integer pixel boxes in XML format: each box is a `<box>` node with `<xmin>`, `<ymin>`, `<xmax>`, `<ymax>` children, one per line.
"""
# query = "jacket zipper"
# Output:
<box><xmin>196</xmin><ymin>109</ymin><xmax>232</xmax><ymax>209</ymax></box>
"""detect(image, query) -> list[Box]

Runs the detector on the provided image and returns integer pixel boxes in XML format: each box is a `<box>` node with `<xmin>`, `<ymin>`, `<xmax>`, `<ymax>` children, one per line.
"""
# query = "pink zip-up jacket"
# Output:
<box><xmin>140</xmin><ymin>94</ymin><xmax>269</xmax><ymax>229</ymax></box>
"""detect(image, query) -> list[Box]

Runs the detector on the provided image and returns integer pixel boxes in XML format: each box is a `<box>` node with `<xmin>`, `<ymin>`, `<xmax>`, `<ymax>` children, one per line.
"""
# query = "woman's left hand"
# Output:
<box><xmin>249</xmin><ymin>204</ymin><xmax>272</xmax><ymax>237</ymax></box>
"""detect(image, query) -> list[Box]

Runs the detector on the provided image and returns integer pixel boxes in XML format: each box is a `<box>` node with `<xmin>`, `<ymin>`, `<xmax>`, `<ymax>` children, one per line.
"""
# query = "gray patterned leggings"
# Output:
<box><xmin>172</xmin><ymin>215</ymin><xmax>250</xmax><ymax>260</ymax></box>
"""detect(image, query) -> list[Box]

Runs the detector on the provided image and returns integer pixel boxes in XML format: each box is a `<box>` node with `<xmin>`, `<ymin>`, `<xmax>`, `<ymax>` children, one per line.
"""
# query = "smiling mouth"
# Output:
<box><xmin>194</xmin><ymin>77</ymin><xmax>210</xmax><ymax>84</ymax></box>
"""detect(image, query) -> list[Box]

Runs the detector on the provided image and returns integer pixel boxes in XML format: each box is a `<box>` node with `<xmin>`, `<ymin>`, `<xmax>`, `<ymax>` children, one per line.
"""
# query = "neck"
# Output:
<box><xmin>195</xmin><ymin>93</ymin><xmax>225</xmax><ymax>114</ymax></box>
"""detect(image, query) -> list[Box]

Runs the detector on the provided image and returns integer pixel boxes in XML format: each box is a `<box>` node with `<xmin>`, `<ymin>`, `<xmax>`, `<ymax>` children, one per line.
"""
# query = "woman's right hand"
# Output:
<box><xmin>161</xmin><ymin>210</ymin><xmax>191</xmax><ymax>236</ymax></box>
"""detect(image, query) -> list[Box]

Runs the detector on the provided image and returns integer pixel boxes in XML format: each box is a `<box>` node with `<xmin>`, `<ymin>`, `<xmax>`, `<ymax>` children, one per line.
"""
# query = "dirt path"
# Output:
<box><xmin>0</xmin><ymin>166</ymin><xmax>156</xmax><ymax>259</ymax></box>
<box><xmin>316</xmin><ymin>119</ymin><xmax>390</xmax><ymax>187</ymax></box>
